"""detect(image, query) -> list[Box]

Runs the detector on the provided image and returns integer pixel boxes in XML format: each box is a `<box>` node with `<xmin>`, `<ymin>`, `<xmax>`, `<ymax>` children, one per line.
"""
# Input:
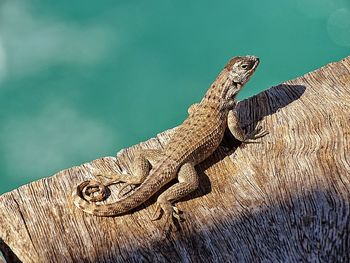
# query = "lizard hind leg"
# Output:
<box><xmin>74</xmin><ymin>168</ymin><xmax>143</xmax><ymax>205</ymax></box>
<box><xmin>94</xmin><ymin>149</ymin><xmax>163</xmax><ymax>198</ymax></box>
<box><xmin>117</xmin><ymin>149</ymin><xmax>163</xmax><ymax>198</ymax></box>
<box><xmin>150</xmin><ymin>162</ymin><xmax>199</xmax><ymax>233</ymax></box>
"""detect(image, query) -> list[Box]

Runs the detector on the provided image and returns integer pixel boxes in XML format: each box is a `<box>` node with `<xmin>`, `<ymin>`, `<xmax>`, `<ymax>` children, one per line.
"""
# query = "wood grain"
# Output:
<box><xmin>1</xmin><ymin>56</ymin><xmax>350</xmax><ymax>262</ymax></box>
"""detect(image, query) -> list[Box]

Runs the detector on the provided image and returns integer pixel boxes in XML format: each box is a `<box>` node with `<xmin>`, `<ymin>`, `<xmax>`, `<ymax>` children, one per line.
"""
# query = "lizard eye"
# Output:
<box><xmin>241</xmin><ymin>64</ymin><xmax>249</xmax><ymax>69</ymax></box>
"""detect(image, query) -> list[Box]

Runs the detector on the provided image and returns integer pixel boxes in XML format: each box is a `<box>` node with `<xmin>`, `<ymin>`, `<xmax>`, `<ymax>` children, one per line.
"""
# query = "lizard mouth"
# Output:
<box><xmin>253</xmin><ymin>57</ymin><xmax>260</xmax><ymax>69</ymax></box>
<box><xmin>248</xmin><ymin>56</ymin><xmax>260</xmax><ymax>72</ymax></box>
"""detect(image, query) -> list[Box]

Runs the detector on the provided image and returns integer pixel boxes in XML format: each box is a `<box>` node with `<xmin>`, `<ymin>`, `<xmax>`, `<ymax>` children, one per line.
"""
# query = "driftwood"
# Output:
<box><xmin>1</xmin><ymin>56</ymin><xmax>350</xmax><ymax>262</ymax></box>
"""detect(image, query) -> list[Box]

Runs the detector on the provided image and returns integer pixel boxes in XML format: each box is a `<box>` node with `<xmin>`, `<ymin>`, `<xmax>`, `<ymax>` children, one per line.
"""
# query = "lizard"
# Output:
<box><xmin>72</xmin><ymin>55</ymin><xmax>267</xmax><ymax>232</ymax></box>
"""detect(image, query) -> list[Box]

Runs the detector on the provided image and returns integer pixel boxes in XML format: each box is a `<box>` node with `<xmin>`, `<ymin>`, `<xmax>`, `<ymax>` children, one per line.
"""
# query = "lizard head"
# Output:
<box><xmin>225</xmin><ymin>55</ymin><xmax>260</xmax><ymax>88</ymax></box>
<box><xmin>203</xmin><ymin>55</ymin><xmax>260</xmax><ymax>106</ymax></box>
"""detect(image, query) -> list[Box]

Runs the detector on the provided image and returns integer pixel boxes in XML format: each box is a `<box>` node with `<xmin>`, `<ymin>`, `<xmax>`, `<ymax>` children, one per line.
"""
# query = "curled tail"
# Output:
<box><xmin>72</xmin><ymin>163</ymin><xmax>174</xmax><ymax>217</ymax></box>
<box><xmin>72</xmin><ymin>179</ymin><xmax>141</xmax><ymax>216</ymax></box>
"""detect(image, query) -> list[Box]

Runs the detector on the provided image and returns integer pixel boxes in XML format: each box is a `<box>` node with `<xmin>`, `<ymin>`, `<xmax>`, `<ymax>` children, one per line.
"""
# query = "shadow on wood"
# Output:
<box><xmin>0</xmin><ymin>240</ymin><xmax>21</xmax><ymax>263</ymax></box>
<box><xmin>0</xmin><ymin>56</ymin><xmax>349</xmax><ymax>262</ymax></box>
<box><xmin>112</xmin><ymin>188</ymin><xmax>349</xmax><ymax>263</ymax></box>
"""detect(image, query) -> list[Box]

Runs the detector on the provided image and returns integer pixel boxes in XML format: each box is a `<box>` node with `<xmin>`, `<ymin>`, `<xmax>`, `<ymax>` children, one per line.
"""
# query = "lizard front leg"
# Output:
<box><xmin>151</xmin><ymin>162</ymin><xmax>199</xmax><ymax>233</ymax></box>
<box><xmin>227</xmin><ymin>110</ymin><xmax>268</xmax><ymax>143</ymax></box>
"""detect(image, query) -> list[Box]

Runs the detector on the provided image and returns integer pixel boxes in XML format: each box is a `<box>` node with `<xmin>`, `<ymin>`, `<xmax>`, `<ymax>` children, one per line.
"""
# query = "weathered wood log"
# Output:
<box><xmin>1</xmin><ymin>56</ymin><xmax>350</xmax><ymax>262</ymax></box>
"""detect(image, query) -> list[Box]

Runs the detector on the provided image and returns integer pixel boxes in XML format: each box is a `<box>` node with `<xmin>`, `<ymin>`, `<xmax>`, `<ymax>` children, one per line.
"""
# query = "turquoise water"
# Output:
<box><xmin>0</xmin><ymin>0</ymin><xmax>349</xmax><ymax>194</ymax></box>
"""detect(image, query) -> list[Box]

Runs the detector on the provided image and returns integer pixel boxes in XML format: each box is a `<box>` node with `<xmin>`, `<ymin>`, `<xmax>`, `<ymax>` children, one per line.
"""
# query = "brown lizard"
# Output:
<box><xmin>72</xmin><ymin>55</ymin><xmax>266</xmax><ymax>232</ymax></box>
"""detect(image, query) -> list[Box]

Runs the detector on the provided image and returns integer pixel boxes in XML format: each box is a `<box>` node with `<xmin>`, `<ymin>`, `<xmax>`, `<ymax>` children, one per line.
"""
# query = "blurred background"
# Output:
<box><xmin>0</xmin><ymin>0</ymin><xmax>349</xmax><ymax>194</ymax></box>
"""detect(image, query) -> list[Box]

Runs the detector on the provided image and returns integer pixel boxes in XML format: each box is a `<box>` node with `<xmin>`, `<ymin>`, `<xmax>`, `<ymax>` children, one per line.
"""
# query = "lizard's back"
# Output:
<box><xmin>164</xmin><ymin>104</ymin><xmax>227</xmax><ymax>166</ymax></box>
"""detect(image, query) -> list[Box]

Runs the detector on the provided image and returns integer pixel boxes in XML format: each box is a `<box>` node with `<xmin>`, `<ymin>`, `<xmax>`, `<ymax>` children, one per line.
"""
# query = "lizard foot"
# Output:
<box><xmin>117</xmin><ymin>183</ymin><xmax>138</xmax><ymax>199</ymax></box>
<box><xmin>93</xmin><ymin>171</ymin><xmax>126</xmax><ymax>186</ymax></box>
<box><xmin>150</xmin><ymin>203</ymin><xmax>184</xmax><ymax>233</ymax></box>
<box><xmin>92</xmin><ymin>171</ymin><xmax>146</xmax><ymax>199</ymax></box>
<box><xmin>243</xmin><ymin>125</ymin><xmax>269</xmax><ymax>144</ymax></box>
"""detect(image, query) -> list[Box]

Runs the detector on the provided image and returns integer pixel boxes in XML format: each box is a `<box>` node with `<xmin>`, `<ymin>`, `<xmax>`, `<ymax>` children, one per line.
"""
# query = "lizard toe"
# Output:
<box><xmin>156</xmin><ymin>203</ymin><xmax>182</xmax><ymax>234</ymax></box>
<box><xmin>161</xmin><ymin>209</ymin><xmax>178</xmax><ymax>234</ymax></box>
<box><xmin>172</xmin><ymin>206</ymin><xmax>184</xmax><ymax>222</ymax></box>
<box><xmin>150</xmin><ymin>203</ymin><xmax>162</xmax><ymax>221</ymax></box>
<box><xmin>243</xmin><ymin>126</ymin><xmax>268</xmax><ymax>144</ymax></box>
<box><xmin>117</xmin><ymin>183</ymin><xmax>137</xmax><ymax>198</ymax></box>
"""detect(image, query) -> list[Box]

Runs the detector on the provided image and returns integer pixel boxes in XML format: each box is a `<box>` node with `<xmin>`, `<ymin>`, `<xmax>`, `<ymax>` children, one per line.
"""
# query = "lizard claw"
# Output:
<box><xmin>150</xmin><ymin>203</ymin><xmax>162</xmax><ymax>221</ymax></box>
<box><xmin>117</xmin><ymin>183</ymin><xmax>137</xmax><ymax>198</ymax></box>
<box><xmin>151</xmin><ymin>203</ymin><xmax>183</xmax><ymax>234</ymax></box>
<box><xmin>163</xmin><ymin>205</ymin><xmax>183</xmax><ymax>233</ymax></box>
<box><xmin>252</xmin><ymin>126</ymin><xmax>269</xmax><ymax>138</ymax></box>
<box><xmin>93</xmin><ymin>173</ymin><xmax>119</xmax><ymax>186</ymax></box>
<box><xmin>243</xmin><ymin>125</ymin><xmax>268</xmax><ymax>144</ymax></box>
<box><xmin>162</xmin><ymin>214</ymin><xmax>174</xmax><ymax>234</ymax></box>
<box><xmin>172</xmin><ymin>206</ymin><xmax>184</xmax><ymax>222</ymax></box>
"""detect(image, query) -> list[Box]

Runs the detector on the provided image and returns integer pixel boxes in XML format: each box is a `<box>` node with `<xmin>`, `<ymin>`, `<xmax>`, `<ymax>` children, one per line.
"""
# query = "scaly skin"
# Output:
<box><xmin>72</xmin><ymin>55</ymin><xmax>266</xmax><ymax>232</ymax></box>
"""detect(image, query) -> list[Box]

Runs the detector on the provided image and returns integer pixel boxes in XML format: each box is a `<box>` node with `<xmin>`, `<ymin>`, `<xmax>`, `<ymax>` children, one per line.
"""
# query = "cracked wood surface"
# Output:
<box><xmin>1</xmin><ymin>56</ymin><xmax>350</xmax><ymax>262</ymax></box>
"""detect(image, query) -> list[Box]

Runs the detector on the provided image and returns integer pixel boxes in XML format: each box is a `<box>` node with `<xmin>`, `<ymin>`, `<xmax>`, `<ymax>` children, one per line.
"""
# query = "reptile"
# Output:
<box><xmin>72</xmin><ymin>55</ymin><xmax>266</xmax><ymax>232</ymax></box>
